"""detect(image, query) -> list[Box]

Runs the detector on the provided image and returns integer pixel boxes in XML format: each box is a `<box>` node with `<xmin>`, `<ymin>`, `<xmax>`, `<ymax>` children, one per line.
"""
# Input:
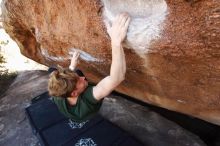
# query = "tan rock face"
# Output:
<box><xmin>2</xmin><ymin>0</ymin><xmax>220</xmax><ymax>125</ymax></box>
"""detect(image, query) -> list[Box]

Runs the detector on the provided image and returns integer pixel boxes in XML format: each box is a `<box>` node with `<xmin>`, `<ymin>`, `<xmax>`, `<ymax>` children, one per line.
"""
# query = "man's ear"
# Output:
<box><xmin>71</xmin><ymin>90</ymin><xmax>78</xmax><ymax>97</ymax></box>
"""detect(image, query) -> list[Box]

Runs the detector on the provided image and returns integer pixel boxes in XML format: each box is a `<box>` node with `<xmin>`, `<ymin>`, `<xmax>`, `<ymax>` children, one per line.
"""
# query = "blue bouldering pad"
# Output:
<box><xmin>26</xmin><ymin>92</ymin><xmax>143</xmax><ymax>146</ymax></box>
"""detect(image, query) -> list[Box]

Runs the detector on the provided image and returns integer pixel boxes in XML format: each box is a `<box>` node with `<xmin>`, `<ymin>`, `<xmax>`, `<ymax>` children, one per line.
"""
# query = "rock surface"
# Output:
<box><xmin>0</xmin><ymin>71</ymin><xmax>48</xmax><ymax>146</ymax></box>
<box><xmin>1</xmin><ymin>0</ymin><xmax>220</xmax><ymax>125</ymax></box>
<box><xmin>100</xmin><ymin>96</ymin><xmax>207</xmax><ymax>146</ymax></box>
<box><xmin>0</xmin><ymin>71</ymin><xmax>206</xmax><ymax>146</ymax></box>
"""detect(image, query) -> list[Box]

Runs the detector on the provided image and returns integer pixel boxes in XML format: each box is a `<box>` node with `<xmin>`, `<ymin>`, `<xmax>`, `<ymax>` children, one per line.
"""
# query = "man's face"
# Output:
<box><xmin>75</xmin><ymin>76</ymin><xmax>88</xmax><ymax>94</ymax></box>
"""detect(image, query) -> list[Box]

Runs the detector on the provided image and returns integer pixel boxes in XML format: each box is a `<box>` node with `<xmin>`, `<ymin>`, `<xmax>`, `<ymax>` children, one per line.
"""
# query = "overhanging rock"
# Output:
<box><xmin>2</xmin><ymin>0</ymin><xmax>220</xmax><ymax>125</ymax></box>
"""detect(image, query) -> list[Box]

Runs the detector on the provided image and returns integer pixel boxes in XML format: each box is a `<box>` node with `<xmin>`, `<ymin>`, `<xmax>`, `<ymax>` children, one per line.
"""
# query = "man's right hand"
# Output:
<box><xmin>106</xmin><ymin>13</ymin><xmax>131</xmax><ymax>46</ymax></box>
<box><xmin>69</xmin><ymin>50</ymin><xmax>80</xmax><ymax>71</ymax></box>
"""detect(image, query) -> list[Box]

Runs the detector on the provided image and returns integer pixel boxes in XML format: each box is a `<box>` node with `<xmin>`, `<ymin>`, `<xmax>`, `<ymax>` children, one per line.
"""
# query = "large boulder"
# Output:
<box><xmin>1</xmin><ymin>0</ymin><xmax>220</xmax><ymax>125</ymax></box>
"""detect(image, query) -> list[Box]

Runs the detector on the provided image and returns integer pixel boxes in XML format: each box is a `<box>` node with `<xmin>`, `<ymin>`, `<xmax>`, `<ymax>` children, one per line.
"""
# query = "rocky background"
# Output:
<box><xmin>0</xmin><ymin>70</ymin><xmax>207</xmax><ymax>146</ymax></box>
<box><xmin>1</xmin><ymin>0</ymin><xmax>220</xmax><ymax>126</ymax></box>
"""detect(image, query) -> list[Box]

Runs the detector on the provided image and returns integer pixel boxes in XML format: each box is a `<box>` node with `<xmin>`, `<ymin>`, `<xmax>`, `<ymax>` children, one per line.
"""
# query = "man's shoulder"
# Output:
<box><xmin>82</xmin><ymin>85</ymin><xmax>102</xmax><ymax>104</ymax></box>
<box><xmin>82</xmin><ymin>85</ymin><xmax>94</xmax><ymax>98</ymax></box>
<box><xmin>84</xmin><ymin>85</ymin><xmax>94</xmax><ymax>93</ymax></box>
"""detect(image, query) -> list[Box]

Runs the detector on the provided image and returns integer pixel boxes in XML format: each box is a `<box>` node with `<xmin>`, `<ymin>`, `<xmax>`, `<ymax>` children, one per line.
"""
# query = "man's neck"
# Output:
<box><xmin>67</xmin><ymin>96</ymin><xmax>78</xmax><ymax>106</ymax></box>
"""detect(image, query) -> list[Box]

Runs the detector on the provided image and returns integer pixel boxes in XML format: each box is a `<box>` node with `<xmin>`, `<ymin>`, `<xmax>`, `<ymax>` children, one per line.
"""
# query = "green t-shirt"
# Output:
<box><xmin>52</xmin><ymin>85</ymin><xmax>102</xmax><ymax>122</ymax></box>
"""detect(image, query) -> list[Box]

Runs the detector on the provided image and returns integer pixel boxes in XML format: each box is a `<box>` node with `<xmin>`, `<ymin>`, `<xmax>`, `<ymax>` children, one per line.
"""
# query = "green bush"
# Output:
<box><xmin>0</xmin><ymin>40</ymin><xmax>8</xmax><ymax>66</ymax></box>
<box><xmin>0</xmin><ymin>44</ymin><xmax>5</xmax><ymax>72</ymax></box>
<box><xmin>0</xmin><ymin>53</ymin><xmax>4</xmax><ymax>63</ymax></box>
<box><xmin>0</xmin><ymin>40</ymin><xmax>17</xmax><ymax>97</ymax></box>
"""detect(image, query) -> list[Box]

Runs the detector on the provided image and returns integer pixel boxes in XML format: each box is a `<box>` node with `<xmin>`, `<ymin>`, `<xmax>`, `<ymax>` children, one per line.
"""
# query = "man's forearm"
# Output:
<box><xmin>110</xmin><ymin>43</ymin><xmax>126</xmax><ymax>83</ymax></box>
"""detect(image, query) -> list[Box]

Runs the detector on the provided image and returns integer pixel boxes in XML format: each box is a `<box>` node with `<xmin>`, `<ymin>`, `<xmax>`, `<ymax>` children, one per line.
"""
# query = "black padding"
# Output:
<box><xmin>26</xmin><ymin>93</ymin><xmax>143</xmax><ymax>146</ymax></box>
<box><xmin>31</xmin><ymin>92</ymin><xmax>49</xmax><ymax>104</ymax></box>
<box><xmin>26</xmin><ymin>98</ymin><xmax>66</xmax><ymax>133</ymax></box>
<box><xmin>116</xmin><ymin>136</ymin><xmax>144</xmax><ymax>146</ymax></box>
<box><xmin>63</xmin><ymin>120</ymin><xmax>127</xmax><ymax>146</ymax></box>
<box><xmin>39</xmin><ymin>115</ymin><xmax>103</xmax><ymax>146</ymax></box>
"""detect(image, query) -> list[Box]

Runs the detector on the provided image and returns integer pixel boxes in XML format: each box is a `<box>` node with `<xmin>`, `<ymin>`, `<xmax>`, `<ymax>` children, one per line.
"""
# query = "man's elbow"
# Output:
<box><xmin>110</xmin><ymin>75</ymin><xmax>125</xmax><ymax>85</ymax></box>
<box><xmin>121</xmin><ymin>75</ymin><xmax>125</xmax><ymax>82</ymax></box>
<box><xmin>118</xmin><ymin>74</ymin><xmax>125</xmax><ymax>83</ymax></box>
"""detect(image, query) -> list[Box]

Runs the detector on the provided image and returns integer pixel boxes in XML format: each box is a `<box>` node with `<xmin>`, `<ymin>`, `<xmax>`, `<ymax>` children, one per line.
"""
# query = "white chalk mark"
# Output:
<box><xmin>69</xmin><ymin>48</ymin><xmax>102</xmax><ymax>62</ymax></box>
<box><xmin>177</xmin><ymin>100</ymin><xmax>186</xmax><ymax>104</ymax></box>
<box><xmin>40</xmin><ymin>47</ymin><xmax>102</xmax><ymax>62</ymax></box>
<box><xmin>101</xmin><ymin>0</ymin><xmax>168</xmax><ymax>55</ymax></box>
<box><xmin>41</xmin><ymin>49</ymin><xmax>64</xmax><ymax>62</ymax></box>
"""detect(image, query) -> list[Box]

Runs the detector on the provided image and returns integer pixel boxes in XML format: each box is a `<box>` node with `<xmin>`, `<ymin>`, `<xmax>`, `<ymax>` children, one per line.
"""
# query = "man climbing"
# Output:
<box><xmin>48</xmin><ymin>12</ymin><xmax>131</xmax><ymax>122</ymax></box>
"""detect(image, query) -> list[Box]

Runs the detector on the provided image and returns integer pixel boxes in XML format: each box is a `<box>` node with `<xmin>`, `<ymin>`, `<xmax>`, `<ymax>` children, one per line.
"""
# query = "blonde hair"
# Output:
<box><xmin>48</xmin><ymin>67</ymin><xmax>78</xmax><ymax>98</ymax></box>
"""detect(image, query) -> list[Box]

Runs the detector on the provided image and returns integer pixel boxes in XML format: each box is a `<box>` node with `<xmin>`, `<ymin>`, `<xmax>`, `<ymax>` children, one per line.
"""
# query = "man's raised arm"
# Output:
<box><xmin>93</xmin><ymin>13</ymin><xmax>131</xmax><ymax>101</ymax></box>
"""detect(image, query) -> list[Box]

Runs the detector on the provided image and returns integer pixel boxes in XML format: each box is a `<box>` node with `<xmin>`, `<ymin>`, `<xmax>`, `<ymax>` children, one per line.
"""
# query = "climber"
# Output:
<box><xmin>47</xmin><ymin>12</ymin><xmax>131</xmax><ymax>122</ymax></box>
